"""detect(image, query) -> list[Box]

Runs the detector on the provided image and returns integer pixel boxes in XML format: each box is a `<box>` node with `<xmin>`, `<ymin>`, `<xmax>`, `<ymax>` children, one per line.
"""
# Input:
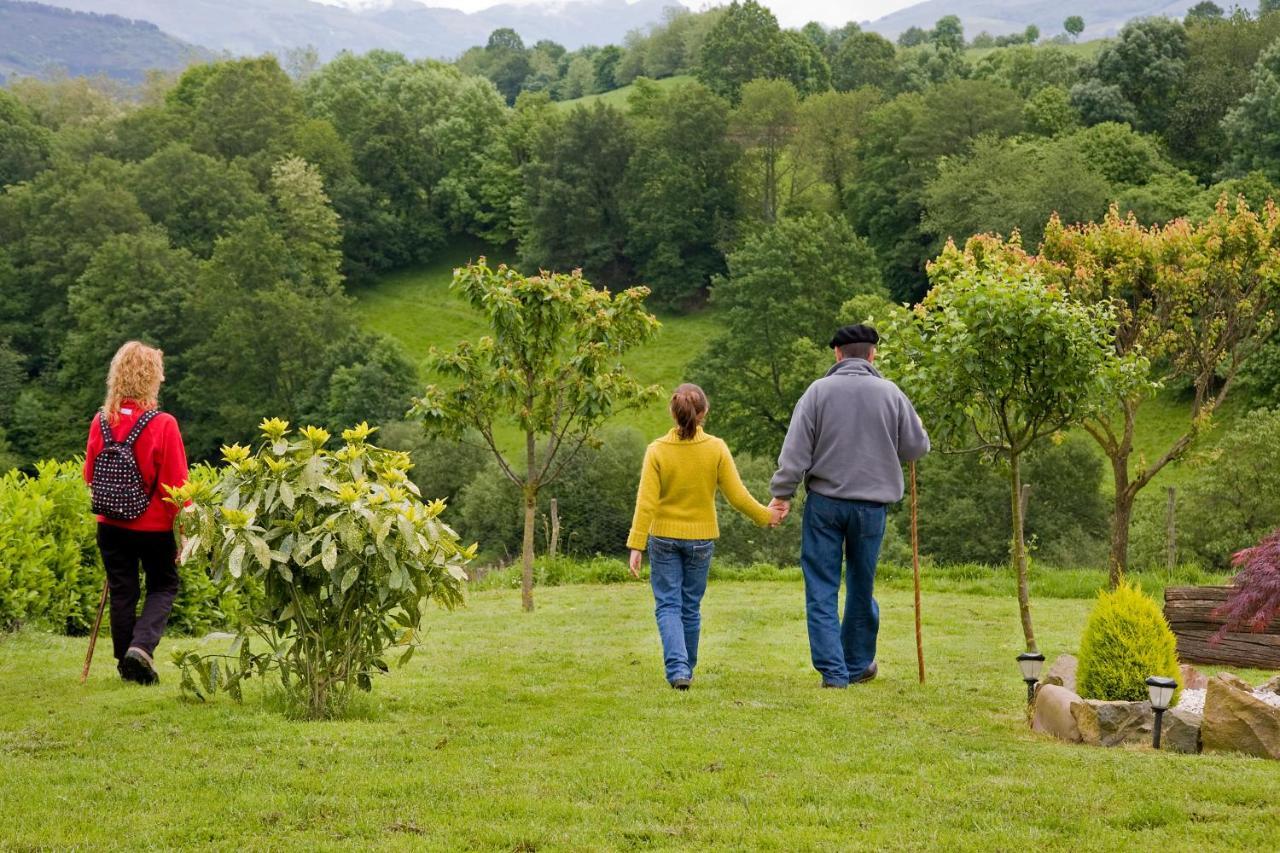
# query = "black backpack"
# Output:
<box><xmin>90</xmin><ymin>409</ymin><xmax>161</xmax><ymax>521</ymax></box>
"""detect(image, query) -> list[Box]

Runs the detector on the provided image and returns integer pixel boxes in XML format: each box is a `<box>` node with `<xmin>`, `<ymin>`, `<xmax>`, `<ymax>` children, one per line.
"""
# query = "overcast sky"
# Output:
<box><xmin>314</xmin><ymin>1</ymin><xmax>920</xmax><ymax>28</ymax></box>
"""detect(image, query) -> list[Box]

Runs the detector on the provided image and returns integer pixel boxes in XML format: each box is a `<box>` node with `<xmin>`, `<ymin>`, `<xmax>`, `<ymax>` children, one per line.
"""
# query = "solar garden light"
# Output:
<box><xmin>1017</xmin><ymin>652</ymin><xmax>1045</xmax><ymax>704</ymax></box>
<box><xmin>1146</xmin><ymin>676</ymin><xmax>1177</xmax><ymax>750</ymax></box>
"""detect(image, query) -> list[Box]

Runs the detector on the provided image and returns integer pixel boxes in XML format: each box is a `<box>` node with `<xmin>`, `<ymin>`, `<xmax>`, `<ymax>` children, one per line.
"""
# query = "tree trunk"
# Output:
<box><xmin>521</xmin><ymin>493</ymin><xmax>536</xmax><ymax>613</ymax></box>
<box><xmin>1107</xmin><ymin>444</ymin><xmax>1136</xmax><ymax>589</ymax></box>
<box><xmin>549</xmin><ymin>498</ymin><xmax>560</xmax><ymax>560</ymax></box>
<box><xmin>1009</xmin><ymin>452</ymin><xmax>1037</xmax><ymax>653</ymax></box>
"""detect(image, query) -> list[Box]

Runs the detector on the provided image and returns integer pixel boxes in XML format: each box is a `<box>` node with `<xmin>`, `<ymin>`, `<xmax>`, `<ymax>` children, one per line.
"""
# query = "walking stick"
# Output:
<box><xmin>80</xmin><ymin>578</ymin><xmax>109</xmax><ymax>684</ymax></box>
<box><xmin>910</xmin><ymin>461</ymin><xmax>925</xmax><ymax>684</ymax></box>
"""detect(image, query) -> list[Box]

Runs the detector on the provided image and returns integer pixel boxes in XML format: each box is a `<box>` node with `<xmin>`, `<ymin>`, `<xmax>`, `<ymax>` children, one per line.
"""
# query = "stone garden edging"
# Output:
<box><xmin>1030</xmin><ymin>654</ymin><xmax>1280</xmax><ymax>759</ymax></box>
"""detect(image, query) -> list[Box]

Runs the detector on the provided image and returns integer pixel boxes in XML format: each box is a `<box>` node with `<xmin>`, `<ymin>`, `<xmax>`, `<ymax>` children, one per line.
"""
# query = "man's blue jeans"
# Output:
<box><xmin>800</xmin><ymin>492</ymin><xmax>887</xmax><ymax>686</ymax></box>
<box><xmin>648</xmin><ymin>535</ymin><xmax>714</xmax><ymax>683</ymax></box>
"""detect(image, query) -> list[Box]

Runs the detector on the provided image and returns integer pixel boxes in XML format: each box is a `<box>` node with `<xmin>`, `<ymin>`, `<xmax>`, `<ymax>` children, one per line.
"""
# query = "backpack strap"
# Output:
<box><xmin>98</xmin><ymin>411</ymin><xmax>116</xmax><ymax>446</ymax></box>
<box><xmin>122</xmin><ymin>409</ymin><xmax>161</xmax><ymax>447</ymax></box>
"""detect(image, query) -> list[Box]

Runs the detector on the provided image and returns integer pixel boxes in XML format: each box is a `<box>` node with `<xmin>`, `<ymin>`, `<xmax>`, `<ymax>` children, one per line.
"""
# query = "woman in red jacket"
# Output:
<box><xmin>83</xmin><ymin>341</ymin><xmax>189</xmax><ymax>685</ymax></box>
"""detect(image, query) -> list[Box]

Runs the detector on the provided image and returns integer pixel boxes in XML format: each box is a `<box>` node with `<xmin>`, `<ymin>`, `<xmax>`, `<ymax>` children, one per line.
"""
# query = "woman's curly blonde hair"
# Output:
<box><xmin>104</xmin><ymin>341</ymin><xmax>165</xmax><ymax>423</ymax></box>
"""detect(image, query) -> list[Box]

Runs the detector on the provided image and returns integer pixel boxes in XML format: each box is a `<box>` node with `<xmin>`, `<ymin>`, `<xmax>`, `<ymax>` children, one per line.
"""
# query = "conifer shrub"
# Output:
<box><xmin>1077</xmin><ymin>581</ymin><xmax>1182</xmax><ymax>704</ymax></box>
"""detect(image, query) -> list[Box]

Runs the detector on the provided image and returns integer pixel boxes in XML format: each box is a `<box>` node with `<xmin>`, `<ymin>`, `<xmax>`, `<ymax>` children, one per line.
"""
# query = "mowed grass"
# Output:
<box><xmin>353</xmin><ymin>243</ymin><xmax>725</xmax><ymax>449</ymax></box>
<box><xmin>2</xmin><ymin>582</ymin><xmax>1278</xmax><ymax>850</ymax></box>
<box><xmin>555</xmin><ymin>74</ymin><xmax>696</xmax><ymax>111</ymax></box>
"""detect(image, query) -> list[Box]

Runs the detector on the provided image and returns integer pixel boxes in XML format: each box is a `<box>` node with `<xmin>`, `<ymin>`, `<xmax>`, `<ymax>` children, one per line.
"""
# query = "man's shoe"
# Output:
<box><xmin>671</xmin><ymin>677</ymin><xmax>692</xmax><ymax>691</ymax></box>
<box><xmin>821</xmin><ymin>680</ymin><xmax>848</xmax><ymax>689</ymax></box>
<box><xmin>852</xmin><ymin>662</ymin><xmax>878</xmax><ymax>685</ymax></box>
<box><xmin>120</xmin><ymin>647</ymin><xmax>159</xmax><ymax>686</ymax></box>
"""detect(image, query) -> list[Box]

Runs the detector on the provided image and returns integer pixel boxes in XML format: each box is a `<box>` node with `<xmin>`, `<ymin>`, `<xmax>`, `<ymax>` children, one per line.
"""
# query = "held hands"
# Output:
<box><xmin>767</xmin><ymin>498</ymin><xmax>791</xmax><ymax>528</ymax></box>
<box><xmin>629</xmin><ymin>549</ymin><xmax>643</xmax><ymax>579</ymax></box>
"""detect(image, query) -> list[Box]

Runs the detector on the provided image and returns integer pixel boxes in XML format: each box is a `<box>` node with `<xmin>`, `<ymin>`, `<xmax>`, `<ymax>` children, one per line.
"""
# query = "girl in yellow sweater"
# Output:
<box><xmin>627</xmin><ymin>384</ymin><xmax>780</xmax><ymax>689</ymax></box>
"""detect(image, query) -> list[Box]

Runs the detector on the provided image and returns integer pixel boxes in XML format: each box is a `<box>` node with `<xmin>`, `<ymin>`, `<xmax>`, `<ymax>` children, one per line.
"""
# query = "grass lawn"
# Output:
<box><xmin>964</xmin><ymin>38</ymin><xmax>1110</xmax><ymax>62</ymax></box>
<box><xmin>2</xmin><ymin>582</ymin><xmax>1278</xmax><ymax>850</ymax></box>
<box><xmin>555</xmin><ymin>75</ymin><xmax>696</xmax><ymax>111</ymax></box>
<box><xmin>353</xmin><ymin>244</ymin><xmax>725</xmax><ymax>451</ymax></box>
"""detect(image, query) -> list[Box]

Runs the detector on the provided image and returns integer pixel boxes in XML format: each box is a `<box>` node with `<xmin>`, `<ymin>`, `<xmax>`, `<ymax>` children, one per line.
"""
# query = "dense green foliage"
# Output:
<box><xmin>171</xmin><ymin>419</ymin><xmax>471</xmax><ymax>718</ymax></box>
<box><xmin>0</xmin><ymin>459</ymin><xmax>240</xmax><ymax>636</ymax></box>
<box><xmin>1176</xmin><ymin>409</ymin><xmax>1280</xmax><ymax>568</ymax></box>
<box><xmin>1076</xmin><ymin>581</ymin><xmax>1182</xmax><ymax>703</ymax></box>
<box><xmin>912</xmin><ymin>435</ymin><xmax>1109</xmax><ymax>569</ymax></box>
<box><xmin>0</xmin><ymin>460</ymin><xmax>103</xmax><ymax>633</ymax></box>
<box><xmin>691</xmin><ymin>213</ymin><xmax>884</xmax><ymax>455</ymax></box>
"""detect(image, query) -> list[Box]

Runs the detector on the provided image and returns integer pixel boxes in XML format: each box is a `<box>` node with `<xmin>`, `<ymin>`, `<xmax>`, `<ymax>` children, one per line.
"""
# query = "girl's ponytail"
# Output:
<box><xmin>670</xmin><ymin>383</ymin><xmax>708</xmax><ymax>441</ymax></box>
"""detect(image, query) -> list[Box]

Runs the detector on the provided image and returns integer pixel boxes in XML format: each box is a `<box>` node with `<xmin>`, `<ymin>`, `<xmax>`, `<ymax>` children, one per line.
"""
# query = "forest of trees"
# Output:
<box><xmin>6</xmin><ymin>1</ymin><xmax>1280</xmax><ymax>567</ymax></box>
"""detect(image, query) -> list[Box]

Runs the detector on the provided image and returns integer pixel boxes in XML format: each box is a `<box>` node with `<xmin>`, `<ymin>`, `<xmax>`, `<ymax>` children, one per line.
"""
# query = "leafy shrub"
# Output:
<box><xmin>455</xmin><ymin>429</ymin><xmax>645</xmax><ymax>561</ymax></box>
<box><xmin>910</xmin><ymin>435</ymin><xmax>1107</xmax><ymax>567</ymax></box>
<box><xmin>0</xmin><ymin>459</ymin><xmax>241</xmax><ymax>636</ymax></box>
<box><xmin>714</xmin><ymin>454</ymin><xmax>802</xmax><ymax>567</ymax></box>
<box><xmin>1214</xmin><ymin>527</ymin><xmax>1280</xmax><ymax>637</ymax></box>
<box><xmin>1239</xmin><ymin>339</ymin><xmax>1280</xmax><ymax>407</ymax></box>
<box><xmin>377</xmin><ymin>421</ymin><xmax>489</xmax><ymax>509</ymax></box>
<box><xmin>1077</xmin><ymin>581</ymin><xmax>1182</xmax><ymax>703</ymax></box>
<box><xmin>172</xmin><ymin>419</ymin><xmax>471</xmax><ymax>719</ymax></box>
<box><xmin>1177</xmin><ymin>409</ymin><xmax>1280</xmax><ymax>568</ymax></box>
<box><xmin>0</xmin><ymin>461</ymin><xmax>101</xmax><ymax>633</ymax></box>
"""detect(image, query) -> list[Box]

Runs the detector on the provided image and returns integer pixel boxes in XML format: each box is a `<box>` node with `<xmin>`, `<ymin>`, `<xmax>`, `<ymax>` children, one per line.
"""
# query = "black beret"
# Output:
<box><xmin>829</xmin><ymin>324</ymin><xmax>880</xmax><ymax>348</ymax></box>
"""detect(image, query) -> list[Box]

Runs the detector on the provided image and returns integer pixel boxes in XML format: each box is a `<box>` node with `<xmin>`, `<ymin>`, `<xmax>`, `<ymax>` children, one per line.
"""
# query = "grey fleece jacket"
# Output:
<box><xmin>770</xmin><ymin>358</ymin><xmax>930</xmax><ymax>504</ymax></box>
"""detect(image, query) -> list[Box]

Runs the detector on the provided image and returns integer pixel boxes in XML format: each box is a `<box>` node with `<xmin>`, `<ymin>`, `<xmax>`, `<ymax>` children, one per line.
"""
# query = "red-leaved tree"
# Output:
<box><xmin>1214</xmin><ymin>529</ymin><xmax>1280</xmax><ymax>639</ymax></box>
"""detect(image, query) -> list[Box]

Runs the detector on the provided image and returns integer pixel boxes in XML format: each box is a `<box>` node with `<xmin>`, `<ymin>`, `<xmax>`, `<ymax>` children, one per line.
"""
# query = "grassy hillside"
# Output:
<box><xmin>353</xmin><ymin>241</ymin><xmax>724</xmax><ymax>448</ymax></box>
<box><xmin>965</xmin><ymin>38</ymin><xmax>1110</xmax><ymax>62</ymax></box>
<box><xmin>555</xmin><ymin>74</ymin><xmax>696</xmax><ymax>111</ymax></box>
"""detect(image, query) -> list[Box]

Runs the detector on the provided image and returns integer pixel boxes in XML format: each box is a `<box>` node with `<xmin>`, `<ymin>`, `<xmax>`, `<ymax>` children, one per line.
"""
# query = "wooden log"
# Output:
<box><xmin>1164</xmin><ymin>586</ymin><xmax>1232</xmax><ymax>602</ymax></box>
<box><xmin>1164</xmin><ymin>586</ymin><xmax>1280</xmax><ymax>669</ymax></box>
<box><xmin>1174</xmin><ymin>629</ymin><xmax>1280</xmax><ymax>669</ymax></box>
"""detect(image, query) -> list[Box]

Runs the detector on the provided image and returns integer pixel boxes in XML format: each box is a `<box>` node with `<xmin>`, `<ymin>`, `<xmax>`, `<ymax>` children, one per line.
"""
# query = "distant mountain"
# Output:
<box><xmin>867</xmin><ymin>0</ymin><xmax>1200</xmax><ymax>40</ymax></box>
<box><xmin>0</xmin><ymin>0</ymin><xmax>208</xmax><ymax>82</ymax></box>
<box><xmin>42</xmin><ymin>0</ymin><xmax>673</xmax><ymax>60</ymax></box>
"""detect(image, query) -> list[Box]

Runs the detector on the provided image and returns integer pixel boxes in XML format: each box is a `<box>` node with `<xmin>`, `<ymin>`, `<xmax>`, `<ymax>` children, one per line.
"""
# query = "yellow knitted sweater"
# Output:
<box><xmin>626</xmin><ymin>427</ymin><xmax>773</xmax><ymax>551</ymax></box>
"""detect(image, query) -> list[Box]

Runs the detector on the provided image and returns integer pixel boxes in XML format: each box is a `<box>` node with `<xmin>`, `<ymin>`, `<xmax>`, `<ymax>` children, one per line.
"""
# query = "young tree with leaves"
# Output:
<box><xmin>412</xmin><ymin>261</ymin><xmax>660</xmax><ymax>611</ymax></box>
<box><xmin>942</xmin><ymin>201</ymin><xmax>1280</xmax><ymax>584</ymax></box>
<box><xmin>881</xmin><ymin>261</ymin><xmax>1142</xmax><ymax>651</ymax></box>
<box><xmin>1064</xmin><ymin>16</ymin><xmax>1085</xmax><ymax>40</ymax></box>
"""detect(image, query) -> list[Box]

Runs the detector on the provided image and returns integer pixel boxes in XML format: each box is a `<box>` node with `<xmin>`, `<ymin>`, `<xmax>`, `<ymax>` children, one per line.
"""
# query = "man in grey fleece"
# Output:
<box><xmin>770</xmin><ymin>324</ymin><xmax>930</xmax><ymax>688</ymax></box>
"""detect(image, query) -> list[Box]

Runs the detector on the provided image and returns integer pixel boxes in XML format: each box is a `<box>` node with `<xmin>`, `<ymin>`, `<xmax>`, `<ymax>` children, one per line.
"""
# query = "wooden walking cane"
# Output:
<box><xmin>80</xmin><ymin>578</ymin><xmax>109</xmax><ymax>684</ymax></box>
<box><xmin>910</xmin><ymin>461</ymin><xmax>925</xmax><ymax>684</ymax></box>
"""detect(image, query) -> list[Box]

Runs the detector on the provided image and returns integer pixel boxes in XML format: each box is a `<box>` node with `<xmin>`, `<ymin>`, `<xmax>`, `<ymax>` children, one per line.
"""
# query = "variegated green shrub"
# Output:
<box><xmin>171</xmin><ymin>418</ymin><xmax>473</xmax><ymax>718</ymax></box>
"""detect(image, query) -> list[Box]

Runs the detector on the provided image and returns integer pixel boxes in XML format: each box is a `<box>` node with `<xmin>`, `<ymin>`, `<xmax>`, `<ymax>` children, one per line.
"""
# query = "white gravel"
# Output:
<box><xmin>1175</xmin><ymin>687</ymin><xmax>1280</xmax><ymax>717</ymax></box>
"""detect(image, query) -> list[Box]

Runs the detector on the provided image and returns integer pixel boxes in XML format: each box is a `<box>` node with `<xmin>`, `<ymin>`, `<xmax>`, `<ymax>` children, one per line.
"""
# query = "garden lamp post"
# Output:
<box><xmin>1146</xmin><ymin>676</ymin><xmax>1177</xmax><ymax>750</ymax></box>
<box><xmin>1017</xmin><ymin>652</ymin><xmax>1045</xmax><ymax>704</ymax></box>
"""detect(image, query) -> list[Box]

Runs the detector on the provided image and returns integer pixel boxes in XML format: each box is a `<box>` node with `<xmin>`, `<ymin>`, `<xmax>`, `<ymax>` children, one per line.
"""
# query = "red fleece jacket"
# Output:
<box><xmin>83</xmin><ymin>399</ymin><xmax>190</xmax><ymax>532</ymax></box>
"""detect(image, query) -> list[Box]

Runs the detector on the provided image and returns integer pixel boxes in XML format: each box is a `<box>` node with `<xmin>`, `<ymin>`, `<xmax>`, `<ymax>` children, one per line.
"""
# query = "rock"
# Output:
<box><xmin>1161</xmin><ymin>707</ymin><xmax>1202</xmax><ymax>754</ymax></box>
<box><xmin>1259</xmin><ymin>674</ymin><xmax>1280</xmax><ymax>695</ymax></box>
<box><xmin>1216</xmin><ymin>672</ymin><xmax>1255</xmax><ymax>693</ymax></box>
<box><xmin>1071</xmin><ymin>698</ymin><xmax>1153</xmax><ymax>747</ymax></box>
<box><xmin>1180</xmin><ymin>663</ymin><xmax>1208</xmax><ymax>691</ymax></box>
<box><xmin>1032</xmin><ymin>684</ymin><xmax>1083</xmax><ymax>743</ymax></box>
<box><xmin>1202</xmin><ymin>676</ymin><xmax>1280</xmax><ymax>759</ymax></box>
<box><xmin>1044</xmin><ymin>654</ymin><xmax>1078</xmax><ymax>692</ymax></box>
